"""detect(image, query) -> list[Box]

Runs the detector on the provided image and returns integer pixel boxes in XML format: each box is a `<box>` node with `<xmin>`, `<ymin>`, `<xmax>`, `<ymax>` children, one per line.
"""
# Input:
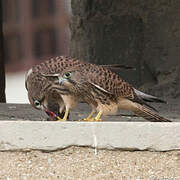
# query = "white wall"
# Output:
<box><xmin>6</xmin><ymin>72</ymin><xmax>29</xmax><ymax>103</ymax></box>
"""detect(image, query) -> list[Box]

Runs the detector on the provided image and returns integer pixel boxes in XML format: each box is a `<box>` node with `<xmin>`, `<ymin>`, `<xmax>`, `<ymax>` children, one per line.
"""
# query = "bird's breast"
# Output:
<box><xmin>61</xmin><ymin>94</ymin><xmax>78</xmax><ymax>109</ymax></box>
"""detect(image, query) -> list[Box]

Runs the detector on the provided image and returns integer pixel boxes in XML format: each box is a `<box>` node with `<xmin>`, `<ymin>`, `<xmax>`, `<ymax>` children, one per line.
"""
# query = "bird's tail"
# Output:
<box><xmin>133</xmin><ymin>88</ymin><xmax>167</xmax><ymax>103</ymax></box>
<box><xmin>133</xmin><ymin>103</ymin><xmax>171</xmax><ymax>122</ymax></box>
<box><xmin>101</xmin><ymin>64</ymin><xmax>135</xmax><ymax>70</ymax></box>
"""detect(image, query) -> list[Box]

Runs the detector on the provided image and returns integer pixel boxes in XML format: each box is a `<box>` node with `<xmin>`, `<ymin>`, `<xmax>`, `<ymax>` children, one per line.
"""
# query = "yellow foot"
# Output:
<box><xmin>81</xmin><ymin>118</ymin><xmax>102</xmax><ymax>122</ymax></box>
<box><xmin>56</xmin><ymin>116</ymin><xmax>67</xmax><ymax>122</ymax></box>
<box><xmin>95</xmin><ymin>118</ymin><xmax>102</xmax><ymax>122</ymax></box>
<box><xmin>57</xmin><ymin>119</ymin><xmax>65</xmax><ymax>122</ymax></box>
<box><xmin>57</xmin><ymin>108</ymin><xmax>69</xmax><ymax>122</ymax></box>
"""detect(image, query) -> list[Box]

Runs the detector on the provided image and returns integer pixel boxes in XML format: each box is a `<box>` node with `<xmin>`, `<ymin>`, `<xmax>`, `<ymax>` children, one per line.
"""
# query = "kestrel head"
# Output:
<box><xmin>25</xmin><ymin>68</ymin><xmax>50</xmax><ymax>110</ymax></box>
<box><xmin>53</xmin><ymin>69</ymin><xmax>87</xmax><ymax>92</ymax></box>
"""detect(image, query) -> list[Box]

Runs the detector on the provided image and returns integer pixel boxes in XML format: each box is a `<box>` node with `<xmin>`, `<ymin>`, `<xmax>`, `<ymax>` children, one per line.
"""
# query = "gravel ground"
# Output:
<box><xmin>0</xmin><ymin>147</ymin><xmax>180</xmax><ymax>180</ymax></box>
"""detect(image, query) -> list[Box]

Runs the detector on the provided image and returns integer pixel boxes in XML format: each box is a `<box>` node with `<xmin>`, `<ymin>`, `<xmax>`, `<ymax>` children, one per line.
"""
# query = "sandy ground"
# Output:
<box><xmin>0</xmin><ymin>147</ymin><xmax>179</xmax><ymax>180</ymax></box>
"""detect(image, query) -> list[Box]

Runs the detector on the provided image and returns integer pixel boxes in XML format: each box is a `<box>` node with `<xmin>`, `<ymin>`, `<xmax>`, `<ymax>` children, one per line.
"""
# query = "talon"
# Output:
<box><xmin>57</xmin><ymin>108</ymin><xmax>69</xmax><ymax>122</ymax></box>
<box><xmin>81</xmin><ymin>110</ymin><xmax>96</xmax><ymax>121</ymax></box>
<box><xmin>82</xmin><ymin>118</ymin><xmax>95</xmax><ymax>122</ymax></box>
<box><xmin>81</xmin><ymin>111</ymin><xmax>103</xmax><ymax>122</ymax></box>
<box><xmin>81</xmin><ymin>118</ymin><xmax>102</xmax><ymax>122</ymax></box>
<box><xmin>57</xmin><ymin>117</ymin><xmax>65</xmax><ymax>121</ymax></box>
<box><xmin>95</xmin><ymin>118</ymin><xmax>102</xmax><ymax>122</ymax></box>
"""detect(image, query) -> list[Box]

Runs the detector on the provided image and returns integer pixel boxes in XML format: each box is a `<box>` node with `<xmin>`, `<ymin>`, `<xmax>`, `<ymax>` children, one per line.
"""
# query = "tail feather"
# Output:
<box><xmin>101</xmin><ymin>64</ymin><xmax>135</xmax><ymax>70</ymax></box>
<box><xmin>133</xmin><ymin>103</ymin><xmax>171</xmax><ymax>122</ymax></box>
<box><xmin>134</xmin><ymin>88</ymin><xmax>167</xmax><ymax>104</ymax></box>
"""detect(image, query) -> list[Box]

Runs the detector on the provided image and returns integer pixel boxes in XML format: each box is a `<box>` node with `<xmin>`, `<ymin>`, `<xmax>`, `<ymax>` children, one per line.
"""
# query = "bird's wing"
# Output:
<box><xmin>83</xmin><ymin>64</ymin><xmax>162</xmax><ymax>111</ymax></box>
<box><xmin>88</xmin><ymin>81</ymin><xmax>113</xmax><ymax>94</ymax></box>
<box><xmin>85</xmin><ymin>64</ymin><xmax>135</xmax><ymax>98</ymax></box>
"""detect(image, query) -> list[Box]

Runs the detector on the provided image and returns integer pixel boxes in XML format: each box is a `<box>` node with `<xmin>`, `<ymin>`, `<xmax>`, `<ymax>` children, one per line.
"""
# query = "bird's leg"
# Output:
<box><xmin>57</xmin><ymin>108</ymin><xmax>69</xmax><ymax>121</ymax></box>
<box><xmin>56</xmin><ymin>116</ymin><xmax>62</xmax><ymax>121</ymax></box>
<box><xmin>82</xmin><ymin>111</ymin><xmax>102</xmax><ymax>122</ymax></box>
<box><xmin>82</xmin><ymin>110</ymin><xmax>96</xmax><ymax>121</ymax></box>
<box><xmin>94</xmin><ymin>111</ymin><xmax>103</xmax><ymax>122</ymax></box>
<box><xmin>87</xmin><ymin>110</ymin><xmax>96</xmax><ymax>119</ymax></box>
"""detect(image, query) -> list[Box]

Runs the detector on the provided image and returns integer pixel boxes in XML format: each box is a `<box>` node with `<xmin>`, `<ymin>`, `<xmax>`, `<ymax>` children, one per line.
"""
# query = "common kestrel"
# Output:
<box><xmin>25</xmin><ymin>56</ymin><xmax>132</xmax><ymax>121</ymax></box>
<box><xmin>25</xmin><ymin>56</ymin><xmax>171</xmax><ymax>122</ymax></box>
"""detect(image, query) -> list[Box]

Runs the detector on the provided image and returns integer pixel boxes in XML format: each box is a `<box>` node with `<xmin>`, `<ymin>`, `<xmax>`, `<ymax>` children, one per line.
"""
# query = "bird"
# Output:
<box><xmin>25</xmin><ymin>67</ymin><xmax>66</xmax><ymax>120</ymax></box>
<box><xmin>25</xmin><ymin>56</ymin><xmax>171</xmax><ymax>122</ymax></box>
<box><xmin>25</xmin><ymin>56</ymin><xmax>134</xmax><ymax>121</ymax></box>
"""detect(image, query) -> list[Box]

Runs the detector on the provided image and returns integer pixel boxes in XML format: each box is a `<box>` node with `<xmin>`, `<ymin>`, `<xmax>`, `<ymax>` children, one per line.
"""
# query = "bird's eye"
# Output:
<box><xmin>64</xmin><ymin>72</ymin><xmax>71</xmax><ymax>79</ymax></box>
<box><xmin>34</xmin><ymin>100</ymin><xmax>40</xmax><ymax>107</ymax></box>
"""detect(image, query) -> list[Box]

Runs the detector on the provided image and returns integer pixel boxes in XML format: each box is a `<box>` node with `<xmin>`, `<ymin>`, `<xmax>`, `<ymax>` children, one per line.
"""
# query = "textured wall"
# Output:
<box><xmin>70</xmin><ymin>0</ymin><xmax>180</xmax><ymax>98</ymax></box>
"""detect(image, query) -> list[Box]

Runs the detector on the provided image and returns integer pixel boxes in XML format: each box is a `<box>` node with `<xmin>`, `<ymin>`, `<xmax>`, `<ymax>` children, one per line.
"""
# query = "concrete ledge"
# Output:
<box><xmin>0</xmin><ymin>121</ymin><xmax>179</xmax><ymax>152</ymax></box>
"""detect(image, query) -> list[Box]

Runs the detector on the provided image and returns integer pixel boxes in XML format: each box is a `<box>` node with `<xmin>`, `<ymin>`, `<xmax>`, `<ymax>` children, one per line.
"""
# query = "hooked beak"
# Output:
<box><xmin>58</xmin><ymin>77</ymin><xmax>66</xmax><ymax>85</ymax></box>
<box><xmin>41</xmin><ymin>104</ymin><xmax>47</xmax><ymax>111</ymax></box>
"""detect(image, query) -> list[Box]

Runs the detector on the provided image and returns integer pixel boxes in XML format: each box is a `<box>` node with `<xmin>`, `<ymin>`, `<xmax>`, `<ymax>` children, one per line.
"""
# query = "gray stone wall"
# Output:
<box><xmin>70</xmin><ymin>0</ymin><xmax>180</xmax><ymax>98</ymax></box>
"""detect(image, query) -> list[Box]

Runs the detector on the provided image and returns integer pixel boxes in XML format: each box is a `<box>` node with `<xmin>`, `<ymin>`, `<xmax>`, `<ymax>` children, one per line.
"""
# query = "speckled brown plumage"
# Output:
<box><xmin>25</xmin><ymin>56</ymin><xmax>82</xmax><ymax>120</ymax></box>
<box><xmin>25</xmin><ymin>56</ymin><xmax>171</xmax><ymax>122</ymax></box>
<box><xmin>25</xmin><ymin>56</ymin><xmax>126</xmax><ymax>120</ymax></box>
